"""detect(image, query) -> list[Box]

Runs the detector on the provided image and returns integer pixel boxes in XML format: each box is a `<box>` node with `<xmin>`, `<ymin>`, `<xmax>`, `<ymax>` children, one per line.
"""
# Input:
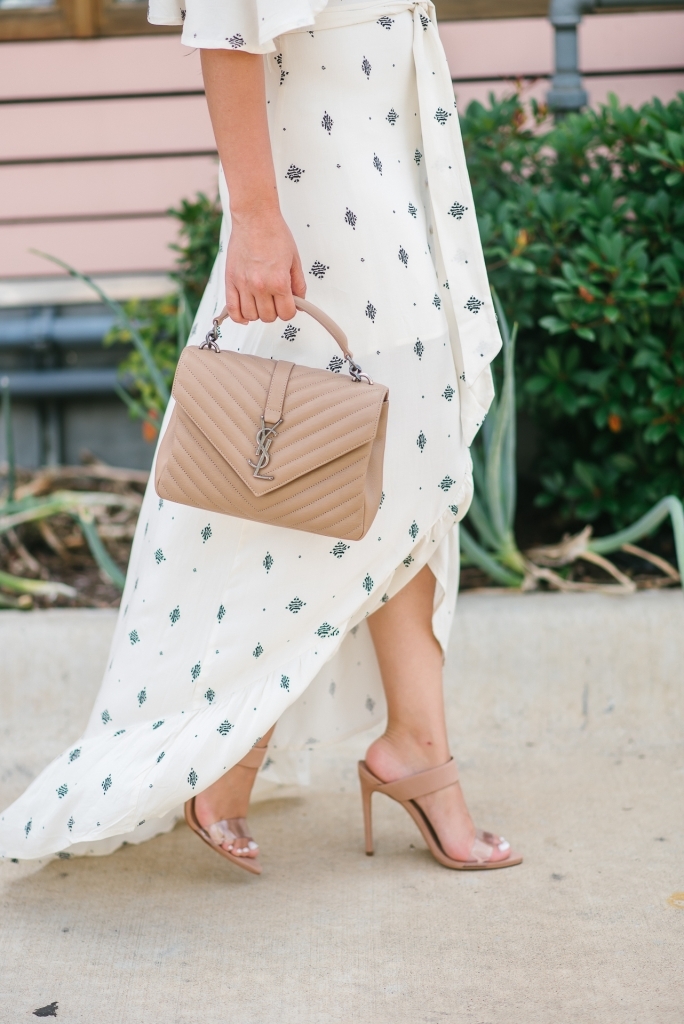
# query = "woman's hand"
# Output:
<box><xmin>200</xmin><ymin>49</ymin><xmax>306</xmax><ymax>326</ymax></box>
<box><xmin>225</xmin><ymin>209</ymin><xmax>306</xmax><ymax>325</ymax></box>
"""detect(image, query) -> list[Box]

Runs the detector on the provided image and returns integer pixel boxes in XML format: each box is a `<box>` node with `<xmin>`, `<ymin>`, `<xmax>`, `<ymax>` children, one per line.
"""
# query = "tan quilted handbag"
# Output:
<box><xmin>155</xmin><ymin>297</ymin><xmax>389</xmax><ymax>541</ymax></box>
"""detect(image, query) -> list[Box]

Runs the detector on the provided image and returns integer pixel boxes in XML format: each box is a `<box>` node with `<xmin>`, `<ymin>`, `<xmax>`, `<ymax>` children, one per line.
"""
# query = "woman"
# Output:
<box><xmin>0</xmin><ymin>0</ymin><xmax>520</xmax><ymax>872</ymax></box>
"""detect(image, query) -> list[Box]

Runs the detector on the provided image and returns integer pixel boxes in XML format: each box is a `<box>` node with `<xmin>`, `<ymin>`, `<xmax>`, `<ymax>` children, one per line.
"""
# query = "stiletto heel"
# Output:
<box><xmin>359</xmin><ymin>768</ymin><xmax>375</xmax><ymax>855</ymax></box>
<box><xmin>357</xmin><ymin>758</ymin><xmax>522</xmax><ymax>871</ymax></box>
<box><xmin>184</xmin><ymin>742</ymin><xmax>269</xmax><ymax>875</ymax></box>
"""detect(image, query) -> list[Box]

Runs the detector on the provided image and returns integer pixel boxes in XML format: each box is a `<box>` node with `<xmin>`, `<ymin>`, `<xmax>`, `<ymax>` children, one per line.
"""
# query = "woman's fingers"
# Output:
<box><xmin>254</xmin><ymin>292</ymin><xmax>278</xmax><ymax>323</ymax></box>
<box><xmin>224</xmin><ymin>214</ymin><xmax>306</xmax><ymax>324</ymax></box>
<box><xmin>291</xmin><ymin>251</ymin><xmax>307</xmax><ymax>301</ymax></box>
<box><xmin>274</xmin><ymin>254</ymin><xmax>306</xmax><ymax>321</ymax></box>
<box><xmin>274</xmin><ymin>283</ymin><xmax>297</xmax><ymax>321</ymax></box>
<box><xmin>225</xmin><ymin>281</ymin><xmax>248</xmax><ymax>325</ymax></box>
<box><xmin>236</xmin><ymin>286</ymin><xmax>260</xmax><ymax>323</ymax></box>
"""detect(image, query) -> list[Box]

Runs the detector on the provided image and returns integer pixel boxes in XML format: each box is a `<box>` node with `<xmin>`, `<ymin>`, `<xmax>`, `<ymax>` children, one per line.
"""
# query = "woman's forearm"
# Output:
<box><xmin>200</xmin><ymin>49</ymin><xmax>279</xmax><ymax>218</ymax></box>
<box><xmin>199</xmin><ymin>49</ymin><xmax>305</xmax><ymax>323</ymax></box>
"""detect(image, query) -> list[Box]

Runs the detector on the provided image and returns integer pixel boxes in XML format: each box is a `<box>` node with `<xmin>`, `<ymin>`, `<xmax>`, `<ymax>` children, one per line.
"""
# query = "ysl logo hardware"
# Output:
<box><xmin>248</xmin><ymin>416</ymin><xmax>283</xmax><ymax>480</ymax></box>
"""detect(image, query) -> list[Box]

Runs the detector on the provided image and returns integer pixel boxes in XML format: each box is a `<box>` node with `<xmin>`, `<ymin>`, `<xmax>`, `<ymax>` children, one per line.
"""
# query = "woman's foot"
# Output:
<box><xmin>193</xmin><ymin>732</ymin><xmax>273</xmax><ymax>859</ymax></box>
<box><xmin>364</xmin><ymin>733</ymin><xmax>511</xmax><ymax>864</ymax></box>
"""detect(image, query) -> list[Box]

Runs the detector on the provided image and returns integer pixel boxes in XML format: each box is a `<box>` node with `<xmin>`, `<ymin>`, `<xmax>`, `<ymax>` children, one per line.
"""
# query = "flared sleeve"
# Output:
<box><xmin>148</xmin><ymin>0</ymin><xmax>329</xmax><ymax>52</ymax></box>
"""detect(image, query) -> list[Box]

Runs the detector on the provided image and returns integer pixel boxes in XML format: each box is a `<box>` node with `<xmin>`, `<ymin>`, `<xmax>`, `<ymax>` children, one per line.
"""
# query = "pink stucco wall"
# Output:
<box><xmin>1</xmin><ymin>10</ymin><xmax>682</xmax><ymax>283</ymax></box>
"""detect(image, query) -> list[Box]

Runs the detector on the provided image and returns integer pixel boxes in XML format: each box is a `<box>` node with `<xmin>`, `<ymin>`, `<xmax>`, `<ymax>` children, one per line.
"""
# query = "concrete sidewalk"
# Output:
<box><xmin>0</xmin><ymin>591</ymin><xmax>683</xmax><ymax>1023</ymax></box>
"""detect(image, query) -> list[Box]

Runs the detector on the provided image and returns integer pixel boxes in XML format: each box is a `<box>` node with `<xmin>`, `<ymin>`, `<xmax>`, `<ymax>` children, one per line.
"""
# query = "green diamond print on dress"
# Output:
<box><xmin>417</xmin><ymin>431</ymin><xmax>427</xmax><ymax>452</ymax></box>
<box><xmin>56</xmin><ymin>784</ymin><xmax>68</xmax><ymax>799</ymax></box>
<box><xmin>24</xmin><ymin>819</ymin><xmax>32</xmax><ymax>837</ymax></box>
<box><xmin>154</xmin><ymin>548</ymin><xmax>165</xmax><ymax>564</ymax></box>
<box><xmin>102</xmin><ymin>776</ymin><xmax>112</xmax><ymax>794</ymax></box>
<box><xmin>315</xmin><ymin>623</ymin><xmax>339</xmax><ymax>638</ymax></box>
<box><xmin>439</xmin><ymin>476</ymin><xmax>454</xmax><ymax>491</ymax></box>
<box><xmin>263</xmin><ymin>552</ymin><xmax>273</xmax><ymax>572</ymax></box>
<box><xmin>191</xmin><ymin>662</ymin><xmax>201</xmax><ymax>680</ymax></box>
<box><xmin>156</xmin><ymin>752</ymin><xmax>165</xmax><ymax>763</ymax></box>
<box><xmin>366</xmin><ymin>697</ymin><xmax>376</xmax><ymax>712</ymax></box>
<box><xmin>158</xmin><ymin>498</ymin><xmax>164</xmax><ymax>510</ymax></box>
<box><xmin>443</xmin><ymin>385</ymin><xmax>454</xmax><ymax>401</ymax></box>
<box><xmin>68</xmin><ymin>747</ymin><xmax>81</xmax><ymax>762</ymax></box>
<box><xmin>129</xmin><ymin>630</ymin><xmax>140</xmax><ymax>645</ymax></box>
<box><xmin>280</xmin><ymin>675</ymin><xmax>290</xmax><ymax>690</ymax></box>
<box><xmin>381</xmin><ymin>594</ymin><xmax>389</xmax><ymax>603</ymax></box>
<box><xmin>187</xmin><ymin>769</ymin><xmax>198</xmax><ymax>788</ymax></box>
<box><xmin>409</xmin><ymin>522</ymin><xmax>419</xmax><ymax>541</ymax></box>
<box><xmin>204</xmin><ymin>688</ymin><xmax>215</xmax><ymax>703</ymax></box>
<box><xmin>380</xmin><ymin>491</ymin><xmax>385</xmax><ymax>507</ymax></box>
<box><xmin>464</xmin><ymin>295</ymin><xmax>484</xmax><ymax>314</ymax></box>
<box><xmin>114</xmin><ymin>729</ymin><xmax>125</xmax><ymax>736</ymax></box>
<box><xmin>67</xmin><ymin>817</ymin><xmax>74</xmax><ymax>832</ymax></box>
<box><xmin>414</xmin><ymin>339</ymin><xmax>424</xmax><ymax>360</ymax></box>
<box><xmin>169</xmin><ymin>606</ymin><xmax>180</xmax><ymax>625</ymax></box>
<box><xmin>217</xmin><ymin>721</ymin><xmax>233</xmax><ymax>736</ymax></box>
<box><xmin>201</xmin><ymin>524</ymin><xmax>212</xmax><ymax>543</ymax></box>
<box><xmin>286</xmin><ymin>597</ymin><xmax>306</xmax><ymax>613</ymax></box>
<box><xmin>363</xmin><ymin>575</ymin><xmax>373</xmax><ymax>593</ymax></box>
<box><xmin>253</xmin><ymin>643</ymin><xmax>264</xmax><ymax>658</ymax></box>
<box><xmin>331</xmin><ymin>542</ymin><xmax>349</xmax><ymax>558</ymax></box>
<box><xmin>403</xmin><ymin>554</ymin><xmax>414</xmax><ymax>567</ymax></box>
<box><xmin>450</xmin><ymin>505</ymin><xmax>459</xmax><ymax>515</ymax></box>
<box><xmin>152</xmin><ymin>720</ymin><xmax>164</xmax><ymax>729</ymax></box>
<box><xmin>101</xmin><ymin>710</ymin><xmax>111</xmax><ymax>724</ymax></box>
<box><xmin>137</xmin><ymin>688</ymin><xmax>147</xmax><ymax>706</ymax></box>
<box><xmin>217</xmin><ymin>604</ymin><xmax>226</xmax><ymax>622</ymax></box>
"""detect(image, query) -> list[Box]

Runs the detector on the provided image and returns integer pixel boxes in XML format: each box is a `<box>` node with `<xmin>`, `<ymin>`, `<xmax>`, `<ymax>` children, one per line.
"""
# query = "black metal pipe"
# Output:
<box><xmin>3</xmin><ymin>369</ymin><xmax>121</xmax><ymax>399</ymax></box>
<box><xmin>0</xmin><ymin>313</ymin><xmax>116</xmax><ymax>349</ymax></box>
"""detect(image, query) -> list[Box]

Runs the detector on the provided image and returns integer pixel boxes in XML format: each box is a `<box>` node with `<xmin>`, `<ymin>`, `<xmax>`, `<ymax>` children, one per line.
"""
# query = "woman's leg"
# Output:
<box><xmin>193</xmin><ymin>724</ymin><xmax>275</xmax><ymax>858</ymax></box>
<box><xmin>366</xmin><ymin>565</ymin><xmax>510</xmax><ymax>862</ymax></box>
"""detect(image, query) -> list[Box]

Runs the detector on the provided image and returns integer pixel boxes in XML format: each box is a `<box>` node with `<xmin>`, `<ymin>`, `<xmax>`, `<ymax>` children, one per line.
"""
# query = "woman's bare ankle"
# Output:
<box><xmin>365</xmin><ymin>729</ymin><xmax>450</xmax><ymax>783</ymax></box>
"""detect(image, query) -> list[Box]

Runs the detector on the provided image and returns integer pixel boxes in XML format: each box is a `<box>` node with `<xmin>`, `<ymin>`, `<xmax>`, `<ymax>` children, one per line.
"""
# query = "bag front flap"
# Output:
<box><xmin>172</xmin><ymin>347</ymin><xmax>388</xmax><ymax>497</ymax></box>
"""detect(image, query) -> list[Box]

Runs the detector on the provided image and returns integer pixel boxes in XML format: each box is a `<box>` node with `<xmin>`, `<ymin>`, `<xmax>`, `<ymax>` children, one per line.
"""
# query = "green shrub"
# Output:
<box><xmin>461</xmin><ymin>91</ymin><xmax>684</xmax><ymax>527</ymax></box>
<box><xmin>110</xmin><ymin>97</ymin><xmax>684</xmax><ymax>530</ymax></box>
<box><xmin>169</xmin><ymin>192</ymin><xmax>222</xmax><ymax>316</ymax></box>
<box><xmin>106</xmin><ymin>193</ymin><xmax>221</xmax><ymax>430</ymax></box>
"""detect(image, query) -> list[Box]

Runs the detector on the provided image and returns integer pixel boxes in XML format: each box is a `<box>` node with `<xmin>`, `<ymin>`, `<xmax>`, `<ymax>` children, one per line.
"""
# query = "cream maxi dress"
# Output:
<box><xmin>0</xmin><ymin>0</ymin><xmax>501</xmax><ymax>862</ymax></box>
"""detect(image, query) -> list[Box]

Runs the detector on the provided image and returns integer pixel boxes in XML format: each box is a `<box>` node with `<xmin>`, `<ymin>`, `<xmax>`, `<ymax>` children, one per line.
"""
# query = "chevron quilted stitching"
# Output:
<box><xmin>157</xmin><ymin>345</ymin><xmax>389</xmax><ymax>540</ymax></box>
<box><xmin>169</xmin><ymin>348</ymin><xmax>387</xmax><ymax>497</ymax></box>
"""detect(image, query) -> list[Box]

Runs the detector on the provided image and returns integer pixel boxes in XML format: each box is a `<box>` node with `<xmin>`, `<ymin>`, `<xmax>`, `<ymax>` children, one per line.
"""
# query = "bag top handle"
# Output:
<box><xmin>292</xmin><ymin>296</ymin><xmax>352</xmax><ymax>360</ymax></box>
<box><xmin>202</xmin><ymin>296</ymin><xmax>373</xmax><ymax>384</ymax></box>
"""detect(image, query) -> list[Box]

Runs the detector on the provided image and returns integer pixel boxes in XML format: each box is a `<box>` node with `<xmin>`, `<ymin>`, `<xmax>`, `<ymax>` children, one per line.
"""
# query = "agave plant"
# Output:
<box><xmin>460</xmin><ymin>290</ymin><xmax>684</xmax><ymax>591</ymax></box>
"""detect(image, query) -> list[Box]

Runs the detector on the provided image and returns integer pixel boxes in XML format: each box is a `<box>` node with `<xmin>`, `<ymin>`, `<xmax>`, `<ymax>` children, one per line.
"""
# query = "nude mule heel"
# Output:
<box><xmin>358</xmin><ymin>758</ymin><xmax>522</xmax><ymax>870</ymax></box>
<box><xmin>184</xmin><ymin>743</ymin><xmax>269</xmax><ymax>876</ymax></box>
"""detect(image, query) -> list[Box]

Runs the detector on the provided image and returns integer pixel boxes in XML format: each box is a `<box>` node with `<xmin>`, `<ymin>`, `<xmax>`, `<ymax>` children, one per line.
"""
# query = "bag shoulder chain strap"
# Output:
<box><xmin>199</xmin><ymin>297</ymin><xmax>374</xmax><ymax>385</ymax></box>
